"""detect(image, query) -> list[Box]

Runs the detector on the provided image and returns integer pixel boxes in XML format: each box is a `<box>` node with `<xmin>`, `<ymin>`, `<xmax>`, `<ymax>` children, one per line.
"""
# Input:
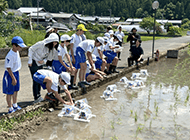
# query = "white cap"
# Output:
<box><xmin>97</xmin><ymin>37</ymin><xmax>104</xmax><ymax>45</ymax></box>
<box><xmin>91</xmin><ymin>54</ymin><xmax>97</xmax><ymax>61</ymax></box>
<box><xmin>116</xmin><ymin>34</ymin><xmax>122</xmax><ymax>42</ymax></box>
<box><xmin>103</xmin><ymin>36</ymin><xmax>109</xmax><ymax>42</ymax></box>
<box><xmin>60</xmin><ymin>34</ymin><xmax>72</xmax><ymax>41</ymax></box>
<box><xmin>118</xmin><ymin>25</ymin><xmax>122</xmax><ymax>29</ymax></box>
<box><xmin>60</xmin><ymin>72</ymin><xmax>71</xmax><ymax>85</ymax></box>
<box><xmin>46</xmin><ymin>26</ymin><xmax>53</xmax><ymax>33</ymax></box>
<box><xmin>104</xmin><ymin>33</ymin><xmax>110</xmax><ymax>38</ymax></box>
<box><xmin>108</xmin><ymin>30</ymin><xmax>114</xmax><ymax>35</ymax></box>
<box><xmin>49</xmin><ymin>33</ymin><xmax>59</xmax><ymax>42</ymax></box>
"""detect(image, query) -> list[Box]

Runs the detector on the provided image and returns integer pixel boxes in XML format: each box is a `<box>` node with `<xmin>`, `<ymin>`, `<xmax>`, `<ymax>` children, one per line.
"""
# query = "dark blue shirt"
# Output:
<box><xmin>130</xmin><ymin>45</ymin><xmax>144</xmax><ymax>57</ymax></box>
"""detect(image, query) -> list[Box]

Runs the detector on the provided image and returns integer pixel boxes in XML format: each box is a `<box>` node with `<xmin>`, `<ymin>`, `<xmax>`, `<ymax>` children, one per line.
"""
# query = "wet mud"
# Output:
<box><xmin>2</xmin><ymin>48</ymin><xmax>190</xmax><ymax>140</ymax></box>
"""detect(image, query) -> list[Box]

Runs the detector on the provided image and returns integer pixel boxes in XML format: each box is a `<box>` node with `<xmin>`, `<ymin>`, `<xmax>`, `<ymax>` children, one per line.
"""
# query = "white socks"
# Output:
<box><xmin>13</xmin><ymin>103</ymin><xmax>18</xmax><ymax>108</ymax></box>
<box><xmin>9</xmin><ymin>107</ymin><xmax>13</xmax><ymax>111</ymax></box>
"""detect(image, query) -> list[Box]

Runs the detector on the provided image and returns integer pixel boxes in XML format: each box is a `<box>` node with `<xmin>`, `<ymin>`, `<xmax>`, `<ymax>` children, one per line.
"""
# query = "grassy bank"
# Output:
<box><xmin>123</xmin><ymin>35</ymin><xmax>171</xmax><ymax>43</ymax></box>
<box><xmin>0</xmin><ymin>29</ymin><xmax>175</xmax><ymax>48</ymax></box>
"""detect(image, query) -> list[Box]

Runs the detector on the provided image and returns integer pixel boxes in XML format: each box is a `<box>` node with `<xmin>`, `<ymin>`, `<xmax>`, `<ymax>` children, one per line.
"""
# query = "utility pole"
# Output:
<box><xmin>37</xmin><ymin>0</ymin><xmax>41</xmax><ymax>28</ymax></box>
<box><xmin>108</xmin><ymin>9</ymin><xmax>112</xmax><ymax>24</ymax></box>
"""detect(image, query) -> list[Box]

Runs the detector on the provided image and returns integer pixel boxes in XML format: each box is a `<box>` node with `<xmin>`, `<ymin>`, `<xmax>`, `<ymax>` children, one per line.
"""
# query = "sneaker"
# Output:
<box><xmin>78</xmin><ymin>82</ymin><xmax>84</xmax><ymax>88</ymax></box>
<box><xmin>8</xmin><ymin>109</ymin><xmax>16</xmax><ymax>114</ymax></box>
<box><xmin>13</xmin><ymin>105</ymin><xmax>22</xmax><ymax>111</ymax></box>
<box><xmin>44</xmin><ymin>93</ymin><xmax>58</xmax><ymax>102</ymax></box>
<box><xmin>68</xmin><ymin>85</ymin><xmax>79</xmax><ymax>90</ymax></box>
<box><xmin>33</xmin><ymin>96</ymin><xmax>44</xmax><ymax>104</ymax></box>
<box><xmin>81</xmin><ymin>81</ymin><xmax>91</xmax><ymax>85</ymax></box>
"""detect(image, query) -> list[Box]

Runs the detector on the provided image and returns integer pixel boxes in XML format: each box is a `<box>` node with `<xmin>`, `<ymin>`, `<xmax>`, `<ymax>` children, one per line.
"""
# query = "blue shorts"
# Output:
<box><xmin>70</xmin><ymin>55</ymin><xmax>79</xmax><ymax>69</ymax></box>
<box><xmin>33</xmin><ymin>72</ymin><xmax>46</xmax><ymax>89</ymax></box>
<box><xmin>95</xmin><ymin>57</ymin><xmax>102</xmax><ymax>69</ymax></box>
<box><xmin>85</xmin><ymin>73</ymin><xmax>95</xmax><ymax>80</ymax></box>
<box><xmin>3</xmin><ymin>71</ymin><xmax>20</xmax><ymax>95</ymax></box>
<box><xmin>52</xmin><ymin>60</ymin><xmax>69</xmax><ymax>74</ymax></box>
<box><xmin>76</xmin><ymin>47</ymin><xmax>86</xmax><ymax>69</ymax></box>
<box><xmin>103</xmin><ymin>51</ymin><xmax>116</xmax><ymax>63</ymax></box>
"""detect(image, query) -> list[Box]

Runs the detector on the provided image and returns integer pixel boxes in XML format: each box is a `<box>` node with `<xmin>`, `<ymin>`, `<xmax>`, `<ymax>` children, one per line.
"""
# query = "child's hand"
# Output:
<box><xmin>38</xmin><ymin>60</ymin><xmax>44</xmax><ymax>64</ymax></box>
<box><xmin>12</xmin><ymin>78</ymin><xmax>17</xmax><ymax>86</ymax></box>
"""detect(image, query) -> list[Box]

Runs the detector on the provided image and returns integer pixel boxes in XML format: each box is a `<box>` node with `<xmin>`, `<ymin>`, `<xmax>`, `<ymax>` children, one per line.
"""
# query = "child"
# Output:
<box><xmin>33</xmin><ymin>69</ymin><xmax>74</xmax><ymax>105</ymax></box>
<box><xmin>52</xmin><ymin>34</ymin><xmax>78</xmax><ymax>90</ymax></box>
<box><xmin>86</xmin><ymin>54</ymin><xmax>106</xmax><ymax>82</ymax></box>
<box><xmin>75</xmin><ymin>37</ymin><xmax>104</xmax><ymax>87</ymax></box>
<box><xmin>70</xmin><ymin>24</ymin><xmax>87</xmax><ymax>86</ymax></box>
<box><xmin>3</xmin><ymin>36</ymin><xmax>26</xmax><ymax>113</ymax></box>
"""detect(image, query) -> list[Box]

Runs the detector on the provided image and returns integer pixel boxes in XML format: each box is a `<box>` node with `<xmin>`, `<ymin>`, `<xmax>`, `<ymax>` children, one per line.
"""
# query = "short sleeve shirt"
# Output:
<box><xmin>69</xmin><ymin>34</ymin><xmax>82</xmax><ymax>56</ymax></box>
<box><xmin>37</xmin><ymin>70</ymin><xmax>67</xmax><ymax>91</ymax></box>
<box><xmin>92</xmin><ymin>46</ymin><xmax>101</xmax><ymax>57</ymax></box>
<box><xmin>78</xmin><ymin>40</ymin><xmax>95</xmax><ymax>53</ymax></box>
<box><xmin>5</xmin><ymin>49</ymin><xmax>21</xmax><ymax>72</ymax></box>
<box><xmin>54</xmin><ymin>44</ymin><xmax>68</xmax><ymax>60</ymax></box>
<box><xmin>115</xmin><ymin>31</ymin><xmax>125</xmax><ymax>38</ymax></box>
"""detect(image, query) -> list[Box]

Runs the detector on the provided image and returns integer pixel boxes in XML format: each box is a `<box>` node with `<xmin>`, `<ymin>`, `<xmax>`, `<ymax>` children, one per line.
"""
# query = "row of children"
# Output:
<box><xmin>2</xmin><ymin>24</ymin><xmax>124</xmax><ymax>113</ymax></box>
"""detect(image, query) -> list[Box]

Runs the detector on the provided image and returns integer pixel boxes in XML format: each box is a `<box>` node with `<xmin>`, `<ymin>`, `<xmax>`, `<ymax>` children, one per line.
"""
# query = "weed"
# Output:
<box><xmin>110</xmin><ymin>120</ymin><xmax>115</xmax><ymax>129</ymax></box>
<box><xmin>102</xmin><ymin>127</ymin><xmax>105</xmax><ymax>137</ymax></box>
<box><xmin>134</xmin><ymin>112</ymin><xmax>137</xmax><ymax>123</ymax></box>
<box><xmin>149</xmin><ymin>120</ymin><xmax>152</xmax><ymax>130</ymax></box>
<box><xmin>110</xmin><ymin>135</ymin><xmax>119</xmax><ymax>140</ymax></box>
<box><xmin>0</xmin><ymin>108</ymin><xmax>44</xmax><ymax>132</ymax></box>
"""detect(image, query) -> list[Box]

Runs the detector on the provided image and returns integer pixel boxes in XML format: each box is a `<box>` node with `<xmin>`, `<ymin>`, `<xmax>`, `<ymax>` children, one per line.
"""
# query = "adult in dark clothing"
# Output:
<box><xmin>127</xmin><ymin>28</ymin><xmax>141</xmax><ymax>50</ymax></box>
<box><xmin>128</xmin><ymin>39</ymin><xmax>143</xmax><ymax>67</ymax></box>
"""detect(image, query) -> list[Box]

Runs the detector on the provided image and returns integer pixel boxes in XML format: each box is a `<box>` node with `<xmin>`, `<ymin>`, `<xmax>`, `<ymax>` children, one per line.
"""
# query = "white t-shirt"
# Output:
<box><xmin>37</xmin><ymin>70</ymin><xmax>67</xmax><ymax>91</ymax></box>
<box><xmin>78</xmin><ymin>40</ymin><xmax>95</xmax><ymax>53</ymax></box>
<box><xmin>115</xmin><ymin>31</ymin><xmax>125</xmax><ymax>38</ymax></box>
<box><xmin>93</xmin><ymin>46</ymin><xmax>101</xmax><ymax>58</ymax></box>
<box><xmin>104</xmin><ymin>41</ymin><xmax>112</xmax><ymax>51</ymax></box>
<box><xmin>86</xmin><ymin>60</ymin><xmax>96</xmax><ymax>74</ymax></box>
<box><xmin>69</xmin><ymin>33</ymin><xmax>82</xmax><ymax>56</ymax></box>
<box><xmin>4</xmin><ymin>49</ymin><xmax>21</xmax><ymax>72</ymax></box>
<box><xmin>54</xmin><ymin>44</ymin><xmax>68</xmax><ymax>61</ymax></box>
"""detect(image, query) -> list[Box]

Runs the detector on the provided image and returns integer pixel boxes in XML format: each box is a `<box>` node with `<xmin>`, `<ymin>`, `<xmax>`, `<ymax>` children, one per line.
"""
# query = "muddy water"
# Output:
<box><xmin>28</xmin><ymin>49</ymin><xmax>190</xmax><ymax>140</ymax></box>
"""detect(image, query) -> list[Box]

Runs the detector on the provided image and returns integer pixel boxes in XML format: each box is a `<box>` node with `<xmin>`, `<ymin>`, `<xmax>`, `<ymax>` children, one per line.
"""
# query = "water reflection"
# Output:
<box><xmin>28</xmin><ymin>49</ymin><xmax>190</xmax><ymax>140</ymax></box>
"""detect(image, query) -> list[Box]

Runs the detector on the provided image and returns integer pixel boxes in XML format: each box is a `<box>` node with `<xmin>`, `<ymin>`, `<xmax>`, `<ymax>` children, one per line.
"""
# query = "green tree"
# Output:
<box><xmin>185</xmin><ymin>3</ymin><xmax>190</xmax><ymax>19</ymax></box>
<box><xmin>140</xmin><ymin>17</ymin><xmax>162</xmax><ymax>34</ymax></box>
<box><xmin>135</xmin><ymin>8</ymin><xmax>143</xmax><ymax>18</ymax></box>
<box><xmin>0</xmin><ymin>0</ymin><xmax>8</xmax><ymax>13</ymax></box>
<box><xmin>140</xmin><ymin>17</ymin><xmax>154</xmax><ymax>34</ymax></box>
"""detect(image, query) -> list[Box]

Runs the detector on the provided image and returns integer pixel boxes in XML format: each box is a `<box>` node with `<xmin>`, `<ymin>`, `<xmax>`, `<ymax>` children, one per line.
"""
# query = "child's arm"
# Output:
<box><xmin>65</xmin><ymin>54</ymin><xmax>75</xmax><ymax>70</ymax></box>
<box><xmin>7</xmin><ymin>68</ymin><xmax>17</xmax><ymax>86</ymax></box>
<box><xmin>90</xmin><ymin>68</ymin><xmax>106</xmax><ymax>75</ymax></box>
<box><xmin>58</xmin><ymin>56</ymin><xmax>71</xmax><ymax>71</ymax></box>
<box><xmin>63</xmin><ymin>89</ymin><xmax>74</xmax><ymax>105</ymax></box>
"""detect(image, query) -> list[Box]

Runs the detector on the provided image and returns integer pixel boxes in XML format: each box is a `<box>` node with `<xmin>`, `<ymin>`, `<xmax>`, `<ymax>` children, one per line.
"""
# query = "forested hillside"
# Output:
<box><xmin>7</xmin><ymin>0</ymin><xmax>190</xmax><ymax>20</ymax></box>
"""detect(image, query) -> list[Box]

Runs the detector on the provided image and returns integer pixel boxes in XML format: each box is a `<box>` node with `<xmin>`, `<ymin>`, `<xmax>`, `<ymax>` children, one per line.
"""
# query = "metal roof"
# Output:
<box><xmin>17</xmin><ymin>7</ymin><xmax>46</xmax><ymax>14</ymax></box>
<box><xmin>28</xmin><ymin>12</ymin><xmax>52</xmax><ymax>18</ymax></box>
<box><xmin>51</xmin><ymin>13</ymin><xmax>73</xmax><ymax>18</ymax></box>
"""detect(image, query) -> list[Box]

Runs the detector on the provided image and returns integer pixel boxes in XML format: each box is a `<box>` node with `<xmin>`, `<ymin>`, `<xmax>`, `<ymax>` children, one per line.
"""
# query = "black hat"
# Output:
<box><xmin>131</xmin><ymin>27</ymin><xmax>137</xmax><ymax>32</ymax></box>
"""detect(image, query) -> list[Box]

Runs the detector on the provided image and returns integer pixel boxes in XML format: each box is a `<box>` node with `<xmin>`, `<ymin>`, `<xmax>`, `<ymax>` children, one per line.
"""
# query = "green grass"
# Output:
<box><xmin>0</xmin><ymin>108</ymin><xmax>44</xmax><ymax>133</ymax></box>
<box><xmin>123</xmin><ymin>35</ymin><xmax>171</xmax><ymax>43</ymax></box>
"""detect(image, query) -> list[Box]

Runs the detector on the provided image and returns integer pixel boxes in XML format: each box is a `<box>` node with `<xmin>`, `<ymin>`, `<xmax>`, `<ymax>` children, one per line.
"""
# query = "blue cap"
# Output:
<box><xmin>12</xmin><ymin>36</ymin><xmax>26</xmax><ymax>48</ymax></box>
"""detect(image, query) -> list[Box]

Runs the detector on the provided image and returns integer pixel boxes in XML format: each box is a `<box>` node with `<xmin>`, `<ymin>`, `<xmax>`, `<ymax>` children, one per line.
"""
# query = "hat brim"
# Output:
<box><xmin>18</xmin><ymin>43</ymin><xmax>27</xmax><ymax>48</ymax></box>
<box><xmin>82</xmin><ymin>28</ymin><xmax>88</xmax><ymax>31</ymax></box>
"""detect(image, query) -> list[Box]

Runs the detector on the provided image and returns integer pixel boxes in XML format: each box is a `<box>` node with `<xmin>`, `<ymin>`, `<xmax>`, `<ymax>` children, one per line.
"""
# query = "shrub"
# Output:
<box><xmin>167</xmin><ymin>26</ymin><xmax>181</xmax><ymax>35</ymax></box>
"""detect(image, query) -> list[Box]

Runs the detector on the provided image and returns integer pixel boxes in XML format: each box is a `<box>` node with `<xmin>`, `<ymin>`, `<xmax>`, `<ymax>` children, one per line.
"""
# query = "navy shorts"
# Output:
<box><xmin>95</xmin><ymin>57</ymin><xmax>102</xmax><ymax>69</ymax></box>
<box><xmin>52</xmin><ymin>60</ymin><xmax>69</xmax><ymax>74</ymax></box>
<box><xmin>33</xmin><ymin>72</ymin><xmax>46</xmax><ymax>89</ymax></box>
<box><xmin>70</xmin><ymin>55</ymin><xmax>79</xmax><ymax>69</ymax></box>
<box><xmin>103</xmin><ymin>51</ymin><xmax>116</xmax><ymax>63</ymax></box>
<box><xmin>3</xmin><ymin>71</ymin><xmax>20</xmax><ymax>95</ymax></box>
<box><xmin>76</xmin><ymin>47</ymin><xmax>86</xmax><ymax>69</ymax></box>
